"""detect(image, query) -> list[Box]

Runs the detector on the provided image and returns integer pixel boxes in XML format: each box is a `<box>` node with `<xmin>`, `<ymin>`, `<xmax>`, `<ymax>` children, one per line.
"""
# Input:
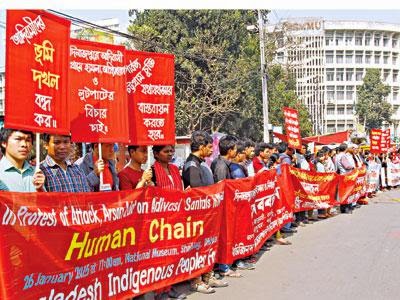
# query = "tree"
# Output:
<box><xmin>126</xmin><ymin>10</ymin><xmax>311</xmax><ymax>140</ymax></box>
<box><xmin>127</xmin><ymin>10</ymin><xmax>259</xmax><ymax>135</ymax></box>
<box><xmin>267</xmin><ymin>65</ymin><xmax>313</xmax><ymax>137</ymax></box>
<box><xmin>356</xmin><ymin>68</ymin><xmax>392</xmax><ymax>130</ymax></box>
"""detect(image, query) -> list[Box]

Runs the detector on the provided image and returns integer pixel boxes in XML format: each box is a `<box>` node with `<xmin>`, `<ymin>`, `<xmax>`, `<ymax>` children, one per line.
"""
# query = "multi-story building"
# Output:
<box><xmin>268</xmin><ymin>18</ymin><xmax>400</xmax><ymax>136</ymax></box>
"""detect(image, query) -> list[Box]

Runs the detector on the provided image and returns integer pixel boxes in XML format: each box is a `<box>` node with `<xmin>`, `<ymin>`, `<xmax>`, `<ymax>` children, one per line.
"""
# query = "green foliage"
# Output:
<box><xmin>127</xmin><ymin>10</ymin><xmax>310</xmax><ymax>141</ymax></box>
<box><xmin>356</xmin><ymin>69</ymin><xmax>392</xmax><ymax>130</ymax></box>
<box><xmin>267</xmin><ymin>65</ymin><xmax>313</xmax><ymax>137</ymax></box>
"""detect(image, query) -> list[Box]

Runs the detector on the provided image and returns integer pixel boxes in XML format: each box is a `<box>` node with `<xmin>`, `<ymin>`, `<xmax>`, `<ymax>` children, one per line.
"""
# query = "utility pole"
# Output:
<box><xmin>258</xmin><ymin>10</ymin><xmax>270</xmax><ymax>143</ymax></box>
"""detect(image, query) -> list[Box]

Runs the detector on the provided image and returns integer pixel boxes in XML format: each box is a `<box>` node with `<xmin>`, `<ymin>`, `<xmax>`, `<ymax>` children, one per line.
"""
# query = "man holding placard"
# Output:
<box><xmin>0</xmin><ymin>128</ymin><xmax>45</xmax><ymax>192</ymax></box>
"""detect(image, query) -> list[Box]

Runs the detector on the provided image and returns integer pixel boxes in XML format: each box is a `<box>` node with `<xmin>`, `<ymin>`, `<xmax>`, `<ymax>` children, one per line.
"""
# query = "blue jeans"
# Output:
<box><xmin>218</xmin><ymin>264</ymin><xmax>230</xmax><ymax>273</ymax></box>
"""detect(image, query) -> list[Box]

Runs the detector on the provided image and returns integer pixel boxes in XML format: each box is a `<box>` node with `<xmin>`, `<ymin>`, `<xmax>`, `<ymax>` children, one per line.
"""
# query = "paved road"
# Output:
<box><xmin>173</xmin><ymin>189</ymin><xmax>400</xmax><ymax>300</ymax></box>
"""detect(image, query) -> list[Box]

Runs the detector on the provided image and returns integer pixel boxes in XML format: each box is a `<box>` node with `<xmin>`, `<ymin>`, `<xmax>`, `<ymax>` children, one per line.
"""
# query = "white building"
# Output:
<box><xmin>268</xmin><ymin>19</ymin><xmax>400</xmax><ymax>136</ymax></box>
<box><xmin>70</xmin><ymin>18</ymin><xmax>125</xmax><ymax>45</ymax></box>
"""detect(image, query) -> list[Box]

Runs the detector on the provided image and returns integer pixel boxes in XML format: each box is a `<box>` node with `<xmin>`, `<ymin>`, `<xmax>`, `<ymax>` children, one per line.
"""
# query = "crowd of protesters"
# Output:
<box><xmin>1</xmin><ymin>127</ymin><xmax>399</xmax><ymax>300</ymax></box>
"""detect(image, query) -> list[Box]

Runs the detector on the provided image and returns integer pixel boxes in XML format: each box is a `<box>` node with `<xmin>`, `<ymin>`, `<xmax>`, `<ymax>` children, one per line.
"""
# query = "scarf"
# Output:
<box><xmin>153</xmin><ymin>161</ymin><xmax>183</xmax><ymax>191</ymax></box>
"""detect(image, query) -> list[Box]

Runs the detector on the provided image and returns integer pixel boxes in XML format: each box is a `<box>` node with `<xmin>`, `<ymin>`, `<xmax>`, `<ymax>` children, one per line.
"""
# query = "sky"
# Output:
<box><xmin>2</xmin><ymin>9</ymin><xmax>400</xmax><ymax>67</ymax></box>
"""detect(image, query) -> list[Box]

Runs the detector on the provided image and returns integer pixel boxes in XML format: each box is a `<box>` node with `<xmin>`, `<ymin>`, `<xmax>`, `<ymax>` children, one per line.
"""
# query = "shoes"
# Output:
<box><xmin>246</xmin><ymin>255</ymin><xmax>257</xmax><ymax>263</ymax></box>
<box><xmin>208</xmin><ymin>276</ymin><xmax>229</xmax><ymax>288</ymax></box>
<box><xmin>190</xmin><ymin>283</ymin><xmax>215</xmax><ymax>294</ymax></box>
<box><xmin>236</xmin><ymin>261</ymin><xmax>256</xmax><ymax>270</ymax></box>
<box><xmin>276</xmin><ymin>238</ymin><xmax>292</xmax><ymax>245</ymax></box>
<box><xmin>168</xmin><ymin>287</ymin><xmax>187</xmax><ymax>299</ymax></box>
<box><xmin>303</xmin><ymin>219</ymin><xmax>311</xmax><ymax>224</ymax></box>
<box><xmin>220</xmin><ymin>269</ymin><xmax>243</xmax><ymax>278</ymax></box>
<box><xmin>291</xmin><ymin>222</ymin><xmax>299</xmax><ymax>227</ymax></box>
<box><xmin>280</xmin><ymin>228</ymin><xmax>297</xmax><ymax>234</ymax></box>
<box><xmin>297</xmin><ymin>221</ymin><xmax>306</xmax><ymax>227</ymax></box>
<box><xmin>154</xmin><ymin>292</ymin><xmax>170</xmax><ymax>300</ymax></box>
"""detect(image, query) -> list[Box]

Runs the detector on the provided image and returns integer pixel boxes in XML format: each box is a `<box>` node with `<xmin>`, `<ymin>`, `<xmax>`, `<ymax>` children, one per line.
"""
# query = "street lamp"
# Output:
<box><xmin>247</xmin><ymin>10</ymin><xmax>270</xmax><ymax>143</ymax></box>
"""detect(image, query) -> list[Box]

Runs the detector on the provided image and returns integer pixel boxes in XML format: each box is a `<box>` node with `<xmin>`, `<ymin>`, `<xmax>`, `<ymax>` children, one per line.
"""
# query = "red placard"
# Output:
<box><xmin>125</xmin><ymin>50</ymin><xmax>175</xmax><ymax>145</ymax></box>
<box><xmin>370</xmin><ymin>128</ymin><xmax>382</xmax><ymax>154</ymax></box>
<box><xmin>283</xmin><ymin>107</ymin><xmax>301</xmax><ymax>150</ymax></box>
<box><xmin>5</xmin><ymin>10</ymin><xmax>70</xmax><ymax>134</ymax></box>
<box><xmin>69</xmin><ymin>39</ymin><xmax>129</xmax><ymax>143</ymax></box>
<box><xmin>385</xmin><ymin>128</ymin><xmax>391</xmax><ymax>150</ymax></box>
<box><xmin>381</xmin><ymin>129</ymin><xmax>389</xmax><ymax>153</ymax></box>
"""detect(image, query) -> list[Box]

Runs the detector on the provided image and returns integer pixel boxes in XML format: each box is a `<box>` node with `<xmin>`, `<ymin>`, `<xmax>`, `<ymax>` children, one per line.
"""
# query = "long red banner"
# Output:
<box><xmin>5</xmin><ymin>10</ymin><xmax>71</xmax><ymax>134</ymax></box>
<box><xmin>281</xmin><ymin>164</ymin><xmax>338</xmax><ymax>212</ymax></box>
<box><xmin>0</xmin><ymin>184</ymin><xmax>224</xmax><ymax>299</ymax></box>
<box><xmin>0</xmin><ymin>166</ymin><xmax>368</xmax><ymax>299</ymax></box>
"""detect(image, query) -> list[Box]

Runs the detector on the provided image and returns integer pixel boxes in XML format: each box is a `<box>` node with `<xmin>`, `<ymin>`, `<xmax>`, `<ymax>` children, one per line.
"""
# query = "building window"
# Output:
<box><xmin>384</xmin><ymin>70</ymin><xmax>390</xmax><ymax>82</ymax></box>
<box><xmin>337</xmin><ymin>124</ymin><xmax>345</xmax><ymax>131</ymax></box>
<box><xmin>394</xmin><ymin>92</ymin><xmax>398</xmax><ymax>101</ymax></box>
<box><xmin>374</xmin><ymin>34</ymin><xmax>380</xmax><ymax>46</ymax></box>
<box><xmin>355</xmin><ymin>32</ymin><xmax>363</xmax><ymax>46</ymax></box>
<box><xmin>335</xmin><ymin>32</ymin><xmax>344</xmax><ymax>46</ymax></box>
<box><xmin>383</xmin><ymin>36</ymin><xmax>389</xmax><ymax>47</ymax></box>
<box><xmin>336</xmin><ymin>52</ymin><xmax>344</xmax><ymax>64</ymax></box>
<box><xmin>365</xmin><ymin>33</ymin><xmax>371</xmax><ymax>46</ymax></box>
<box><xmin>384</xmin><ymin>53</ymin><xmax>389</xmax><ymax>64</ymax></box>
<box><xmin>356</xmin><ymin>69</ymin><xmax>364</xmax><ymax>81</ymax></box>
<box><xmin>346</xmin><ymin>69</ymin><xmax>354</xmax><ymax>81</ymax></box>
<box><xmin>374</xmin><ymin>54</ymin><xmax>380</xmax><ymax>64</ymax></box>
<box><xmin>393</xmin><ymin>39</ymin><xmax>398</xmax><ymax>48</ymax></box>
<box><xmin>337</xmin><ymin>86</ymin><xmax>345</xmax><ymax>100</ymax></box>
<box><xmin>327</xmin><ymin>106</ymin><xmax>335</xmax><ymax>114</ymax></box>
<box><xmin>337</xmin><ymin>107</ymin><xmax>345</xmax><ymax>115</ymax></box>
<box><xmin>346</xmin><ymin>86</ymin><xmax>354</xmax><ymax>100</ymax></box>
<box><xmin>345</xmin><ymin>35</ymin><xmax>353</xmax><ymax>46</ymax></box>
<box><xmin>326</xmin><ymin>69</ymin><xmax>334</xmax><ymax>81</ymax></box>
<box><xmin>327</xmin><ymin>125</ymin><xmax>336</xmax><ymax>133</ymax></box>
<box><xmin>336</xmin><ymin>69</ymin><xmax>344</xmax><ymax>81</ymax></box>
<box><xmin>326</xmin><ymin>52</ymin><xmax>334</xmax><ymax>63</ymax></box>
<box><xmin>326</xmin><ymin>36</ymin><xmax>334</xmax><ymax>46</ymax></box>
<box><xmin>393</xmin><ymin>71</ymin><xmax>398</xmax><ymax>83</ymax></box>
<box><xmin>365</xmin><ymin>55</ymin><xmax>371</xmax><ymax>64</ymax></box>
<box><xmin>356</xmin><ymin>54</ymin><xmax>363</xmax><ymax>64</ymax></box>
<box><xmin>346</xmin><ymin>52</ymin><xmax>353</xmax><ymax>64</ymax></box>
<box><xmin>347</xmin><ymin>106</ymin><xmax>354</xmax><ymax>114</ymax></box>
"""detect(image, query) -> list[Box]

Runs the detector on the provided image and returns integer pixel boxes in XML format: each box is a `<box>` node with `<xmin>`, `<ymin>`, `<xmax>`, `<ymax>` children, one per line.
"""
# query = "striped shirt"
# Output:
<box><xmin>40</xmin><ymin>155</ymin><xmax>91</xmax><ymax>192</ymax></box>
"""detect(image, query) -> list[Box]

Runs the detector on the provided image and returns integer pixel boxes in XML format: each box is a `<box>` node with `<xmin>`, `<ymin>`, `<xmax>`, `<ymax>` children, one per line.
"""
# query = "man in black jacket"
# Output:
<box><xmin>182</xmin><ymin>131</ymin><xmax>229</xmax><ymax>294</ymax></box>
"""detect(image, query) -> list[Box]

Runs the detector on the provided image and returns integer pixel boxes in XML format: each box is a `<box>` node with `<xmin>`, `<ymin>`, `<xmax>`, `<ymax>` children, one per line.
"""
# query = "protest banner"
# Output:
<box><xmin>338</xmin><ymin>167</ymin><xmax>367</xmax><ymax>204</ymax></box>
<box><xmin>366</xmin><ymin>160</ymin><xmax>380</xmax><ymax>193</ymax></box>
<box><xmin>5</xmin><ymin>10</ymin><xmax>70</xmax><ymax>134</ymax></box>
<box><xmin>69</xmin><ymin>39</ymin><xmax>129</xmax><ymax>143</ymax></box>
<box><xmin>381</xmin><ymin>129</ymin><xmax>389</xmax><ymax>153</ymax></box>
<box><xmin>280</xmin><ymin>164</ymin><xmax>338</xmax><ymax>212</ymax></box>
<box><xmin>0</xmin><ymin>183</ymin><xmax>224</xmax><ymax>299</ymax></box>
<box><xmin>370</xmin><ymin>129</ymin><xmax>382</xmax><ymax>154</ymax></box>
<box><xmin>219</xmin><ymin>170</ymin><xmax>293</xmax><ymax>263</ymax></box>
<box><xmin>387</xmin><ymin>161</ymin><xmax>400</xmax><ymax>187</ymax></box>
<box><xmin>125</xmin><ymin>50</ymin><xmax>175</xmax><ymax>145</ymax></box>
<box><xmin>283</xmin><ymin>107</ymin><xmax>301</xmax><ymax>150</ymax></box>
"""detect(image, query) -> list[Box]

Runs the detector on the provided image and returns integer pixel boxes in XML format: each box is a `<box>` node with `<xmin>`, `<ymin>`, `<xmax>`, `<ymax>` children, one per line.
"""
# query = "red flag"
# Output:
<box><xmin>5</xmin><ymin>10</ymin><xmax>70</xmax><ymax>134</ymax></box>
<box><xmin>370</xmin><ymin>128</ymin><xmax>382</xmax><ymax>154</ymax></box>
<box><xmin>69</xmin><ymin>39</ymin><xmax>129</xmax><ymax>143</ymax></box>
<box><xmin>283</xmin><ymin>107</ymin><xmax>301</xmax><ymax>149</ymax></box>
<box><xmin>126</xmin><ymin>50</ymin><xmax>175</xmax><ymax>145</ymax></box>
